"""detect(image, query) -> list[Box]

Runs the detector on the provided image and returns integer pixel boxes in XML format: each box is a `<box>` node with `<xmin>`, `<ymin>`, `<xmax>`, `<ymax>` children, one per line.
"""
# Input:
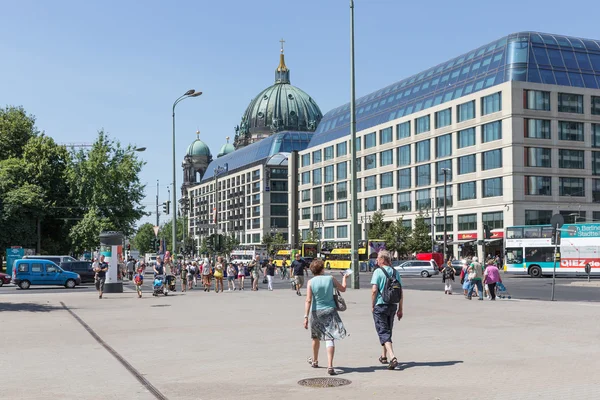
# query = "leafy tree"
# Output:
<box><xmin>408</xmin><ymin>212</ymin><xmax>432</xmax><ymax>254</ymax></box>
<box><xmin>133</xmin><ymin>223</ymin><xmax>156</xmax><ymax>255</ymax></box>
<box><xmin>368</xmin><ymin>210</ymin><xmax>389</xmax><ymax>239</ymax></box>
<box><xmin>0</xmin><ymin>106</ymin><xmax>38</xmax><ymax>161</ymax></box>
<box><xmin>222</xmin><ymin>233</ymin><xmax>241</xmax><ymax>255</ymax></box>
<box><xmin>262</xmin><ymin>232</ymin><xmax>286</xmax><ymax>255</ymax></box>
<box><xmin>198</xmin><ymin>237</ymin><xmax>209</xmax><ymax>256</ymax></box>
<box><xmin>69</xmin><ymin>207</ymin><xmax>112</xmax><ymax>254</ymax></box>
<box><xmin>383</xmin><ymin>217</ymin><xmax>411</xmax><ymax>258</ymax></box>
<box><xmin>158</xmin><ymin>218</ymin><xmax>185</xmax><ymax>253</ymax></box>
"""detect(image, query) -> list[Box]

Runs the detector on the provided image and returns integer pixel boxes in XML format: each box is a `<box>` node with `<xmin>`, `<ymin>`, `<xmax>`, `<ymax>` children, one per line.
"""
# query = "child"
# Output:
<box><xmin>180</xmin><ymin>263</ymin><xmax>188</xmax><ymax>292</ymax></box>
<box><xmin>442</xmin><ymin>260</ymin><xmax>455</xmax><ymax>295</ymax></box>
<box><xmin>134</xmin><ymin>263</ymin><xmax>145</xmax><ymax>298</ymax></box>
<box><xmin>227</xmin><ymin>263</ymin><xmax>237</xmax><ymax>291</ymax></box>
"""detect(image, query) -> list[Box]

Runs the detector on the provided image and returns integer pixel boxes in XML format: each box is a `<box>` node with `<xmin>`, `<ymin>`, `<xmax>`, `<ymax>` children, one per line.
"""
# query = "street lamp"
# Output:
<box><xmin>349</xmin><ymin>0</ymin><xmax>360</xmax><ymax>289</ymax></box>
<box><xmin>172</xmin><ymin>89</ymin><xmax>202</xmax><ymax>256</ymax></box>
<box><xmin>568</xmin><ymin>212</ymin><xmax>581</xmax><ymax>224</ymax></box>
<box><xmin>441</xmin><ymin>168</ymin><xmax>451</xmax><ymax>262</ymax></box>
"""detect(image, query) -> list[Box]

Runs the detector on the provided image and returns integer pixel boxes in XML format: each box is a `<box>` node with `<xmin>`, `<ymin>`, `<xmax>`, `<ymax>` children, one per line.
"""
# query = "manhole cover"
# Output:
<box><xmin>298</xmin><ymin>377</ymin><xmax>351</xmax><ymax>388</ymax></box>
<box><xmin>150</xmin><ymin>304</ymin><xmax>171</xmax><ymax>307</ymax></box>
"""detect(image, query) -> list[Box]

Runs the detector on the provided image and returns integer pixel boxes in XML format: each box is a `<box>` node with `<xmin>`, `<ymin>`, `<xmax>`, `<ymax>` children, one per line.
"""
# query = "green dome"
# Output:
<box><xmin>186</xmin><ymin>136</ymin><xmax>212</xmax><ymax>157</ymax></box>
<box><xmin>217</xmin><ymin>141</ymin><xmax>235</xmax><ymax>158</ymax></box>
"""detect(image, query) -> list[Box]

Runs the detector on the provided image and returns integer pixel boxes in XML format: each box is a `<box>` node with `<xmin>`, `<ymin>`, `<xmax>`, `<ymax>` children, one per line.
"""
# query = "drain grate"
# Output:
<box><xmin>150</xmin><ymin>304</ymin><xmax>171</xmax><ymax>307</ymax></box>
<box><xmin>298</xmin><ymin>377</ymin><xmax>351</xmax><ymax>388</ymax></box>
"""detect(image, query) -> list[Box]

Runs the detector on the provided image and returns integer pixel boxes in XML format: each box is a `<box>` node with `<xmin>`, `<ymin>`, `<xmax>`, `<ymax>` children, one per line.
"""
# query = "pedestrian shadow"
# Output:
<box><xmin>0</xmin><ymin>302</ymin><xmax>68</xmax><ymax>313</ymax></box>
<box><xmin>399</xmin><ymin>360</ymin><xmax>463</xmax><ymax>370</ymax></box>
<box><xmin>337</xmin><ymin>365</ymin><xmax>380</xmax><ymax>374</ymax></box>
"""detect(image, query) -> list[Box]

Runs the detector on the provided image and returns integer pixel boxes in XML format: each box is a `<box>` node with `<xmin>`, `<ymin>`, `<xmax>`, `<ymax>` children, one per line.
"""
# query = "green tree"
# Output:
<box><xmin>408</xmin><ymin>212</ymin><xmax>432</xmax><ymax>254</ymax></box>
<box><xmin>158</xmin><ymin>218</ymin><xmax>185</xmax><ymax>253</ymax></box>
<box><xmin>383</xmin><ymin>217</ymin><xmax>411</xmax><ymax>258</ymax></box>
<box><xmin>262</xmin><ymin>232</ymin><xmax>286</xmax><ymax>256</ymax></box>
<box><xmin>133</xmin><ymin>223</ymin><xmax>156</xmax><ymax>255</ymax></box>
<box><xmin>0</xmin><ymin>106</ymin><xmax>38</xmax><ymax>161</ymax></box>
<box><xmin>222</xmin><ymin>234</ymin><xmax>241</xmax><ymax>255</ymax></box>
<box><xmin>368</xmin><ymin>210</ymin><xmax>388</xmax><ymax>239</ymax></box>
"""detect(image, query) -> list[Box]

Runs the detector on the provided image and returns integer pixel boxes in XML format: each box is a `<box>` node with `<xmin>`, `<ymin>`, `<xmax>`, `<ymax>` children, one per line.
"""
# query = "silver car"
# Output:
<box><xmin>394</xmin><ymin>260</ymin><xmax>439</xmax><ymax>277</ymax></box>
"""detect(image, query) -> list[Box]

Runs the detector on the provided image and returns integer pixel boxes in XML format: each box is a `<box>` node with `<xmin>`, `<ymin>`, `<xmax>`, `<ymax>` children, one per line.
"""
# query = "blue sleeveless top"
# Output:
<box><xmin>310</xmin><ymin>275</ymin><xmax>336</xmax><ymax>311</ymax></box>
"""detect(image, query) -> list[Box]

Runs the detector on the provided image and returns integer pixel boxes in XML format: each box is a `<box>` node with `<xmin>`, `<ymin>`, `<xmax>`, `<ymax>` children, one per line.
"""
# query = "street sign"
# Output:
<box><xmin>153</xmin><ymin>226</ymin><xmax>159</xmax><ymax>237</ymax></box>
<box><xmin>550</xmin><ymin>214</ymin><xmax>564</xmax><ymax>229</ymax></box>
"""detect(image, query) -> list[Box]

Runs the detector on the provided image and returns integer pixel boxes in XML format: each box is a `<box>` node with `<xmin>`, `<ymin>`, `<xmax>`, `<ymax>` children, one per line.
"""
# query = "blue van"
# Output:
<box><xmin>13</xmin><ymin>259</ymin><xmax>81</xmax><ymax>289</ymax></box>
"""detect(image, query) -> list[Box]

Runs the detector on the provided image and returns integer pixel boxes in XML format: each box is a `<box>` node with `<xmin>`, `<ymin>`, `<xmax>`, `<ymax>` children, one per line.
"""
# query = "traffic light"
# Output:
<box><xmin>483</xmin><ymin>224</ymin><xmax>491</xmax><ymax>240</ymax></box>
<box><xmin>162</xmin><ymin>201</ymin><xmax>171</xmax><ymax>215</ymax></box>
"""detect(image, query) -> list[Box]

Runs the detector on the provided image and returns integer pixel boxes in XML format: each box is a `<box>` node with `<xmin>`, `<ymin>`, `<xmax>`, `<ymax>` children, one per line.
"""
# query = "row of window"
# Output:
<box><xmin>525</xmin><ymin>119</ymin><xmax>600</xmax><ymax>142</ymax></box>
<box><xmin>525</xmin><ymin>148</ymin><xmax>600</xmax><ymax>170</ymax></box>
<box><xmin>524</xmin><ymin>89</ymin><xmax>600</xmax><ymax>115</ymax></box>
<box><xmin>524</xmin><ymin>176</ymin><xmax>600</xmax><ymax>197</ymax></box>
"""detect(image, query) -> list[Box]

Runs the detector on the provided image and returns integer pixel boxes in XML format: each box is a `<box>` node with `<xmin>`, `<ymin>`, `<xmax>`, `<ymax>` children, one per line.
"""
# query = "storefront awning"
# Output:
<box><xmin>447</xmin><ymin>239</ymin><xmax>476</xmax><ymax>245</ymax></box>
<box><xmin>484</xmin><ymin>239</ymin><xmax>502</xmax><ymax>244</ymax></box>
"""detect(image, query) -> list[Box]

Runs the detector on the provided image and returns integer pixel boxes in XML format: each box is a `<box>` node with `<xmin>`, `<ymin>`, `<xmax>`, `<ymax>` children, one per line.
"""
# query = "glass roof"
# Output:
<box><xmin>202</xmin><ymin>132</ymin><xmax>311</xmax><ymax>181</ymax></box>
<box><xmin>308</xmin><ymin>31</ymin><xmax>600</xmax><ymax>149</ymax></box>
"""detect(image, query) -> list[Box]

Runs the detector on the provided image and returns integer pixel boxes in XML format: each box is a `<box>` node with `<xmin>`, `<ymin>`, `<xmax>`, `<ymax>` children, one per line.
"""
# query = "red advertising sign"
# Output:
<box><xmin>458</xmin><ymin>233</ymin><xmax>477</xmax><ymax>240</ymax></box>
<box><xmin>490</xmin><ymin>231</ymin><xmax>504</xmax><ymax>239</ymax></box>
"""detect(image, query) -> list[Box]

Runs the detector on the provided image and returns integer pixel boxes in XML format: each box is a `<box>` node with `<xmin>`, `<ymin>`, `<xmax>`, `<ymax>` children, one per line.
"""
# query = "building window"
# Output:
<box><xmin>380</xmin><ymin>172</ymin><xmax>393</xmax><ymax>188</ymax></box>
<box><xmin>592</xmin><ymin>96</ymin><xmax>600</xmax><ymax>116</ymax></box>
<box><xmin>457</xmin><ymin>100</ymin><xmax>475</xmax><ymax>122</ymax></box>
<box><xmin>301</xmin><ymin>154</ymin><xmax>310</xmax><ymax>167</ymax></box>
<box><xmin>398</xmin><ymin>168</ymin><xmax>411</xmax><ymax>190</ymax></box>
<box><xmin>336</xmin><ymin>162</ymin><xmax>347</xmax><ymax>180</ymax></box>
<box><xmin>252</xmin><ymin>170</ymin><xmax>260</xmax><ymax>181</ymax></box>
<box><xmin>559</xmin><ymin>177</ymin><xmax>585</xmax><ymax>197</ymax></box>
<box><xmin>458</xmin><ymin>181</ymin><xmax>476</xmax><ymax>201</ymax></box>
<box><xmin>398</xmin><ymin>145</ymin><xmax>411</xmax><ymax>166</ymax></box>
<box><xmin>380</xmin><ymin>127</ymin><xmax>393</xmax><ymax>144</ymax></box>
<box><xmin>301</xmin><ymin>189</ymin><xmax>310</xmax><ymax>202</ymax></box>
<box><xmin>458</xmin><ymin>128</ymin><xmax>475</xmax><ymax>148</ymax></box>
<box><xmin>381</xmin><ymin>194</ymin><xmax>393</xmax><ymax>210</ymax></box>
<box><xmin>337</xmin><ymin>202</ymin><xmax>348</xmax><ymax>219</ymax></box>
<box><xmin>415</xmin><ymin>115</ymin><xmax>430</xmax><ymax>134</ymax></box>
<box><xmin>380</xmin><ymin>149</ymin><xmax>393</xmax><ymax>167</ymax></box>
<box><xmin>337</xmin><ymin>225</ymin><xmax>348</xmax><ymax>238</ymax></box>
<box><xmin>559</xmin><ymin>149</ymin><xmax>584</xmax><ymax>169</ymax></box>
<box><xmin>312</xmin><ymin>206</ymin><xmax>322</xmax><ymax>221</ymax></box>
<box><xmin>355</xmin><ymin>138</ymin><xmax>361</xmax><ymax>152</ymax></box>
<box><xmin>324</xmin><ymin>204</ymin><xmax>335</xmax><ymax>221</ymax></box>
<box><xmin>416</xmin><ymin>165</ymin><xmax>430</xmax><ymax>187</ymax></box>
<box><xmin>525</xmin><ymin>176</ymin><xmax>552</xmax><ymax>195</ymax></box>
<box><xmin>436</xmin><ymin>216</ymin><xmax>453</xmax><ymax>233</ymax></box>
<box><xmin>365</xmin><ymin>197</ymin><xmax>377</xmax><ymax>212</ymax></box>
<box><xmin>364</xmin><ymin>175</ymin><xmax>377</xmax><ymax>191</ymax></box>
<box><xmin>302</xmin><ymin>207</ymin><xmax>310</xmax><ymax>220</ymax></box>
<box><xmin>482</xmin><ymin>177</ymin><xmax>503</xmax><ymax>198</ymax></box>
<box><xmin>482</xmin><ymin>211</ymin><xmax>503</xmax><ymax>230</ymax></box>
<box><xmin>482</xmin><ymin>121</ymin><xmax>502</xmax><ymax>143</ymax></box>
<box><xmin>435</xmin><ymin>108</ymin><xmax>451</xmax><ymax>129</ymax></box>
<box><xmin>481</xmin><ymin>92</ymin><xmax>501</xmax><ymax>115</ymax></box>
<box><xmin>593</xmin><ymin>124</ymin><xmax>600</xmax><ymax>148</ymax></box>
<box><xmin>594</xmin><ymin>179</ymin><xmax>600</xmax><ymax>203</ymax></box>
<box><xmin>364</xmin><ymin>132</ymin><xmax>376</xmax><ymax>149</ymax></box>
<box><xmin>416</xmin><ymin>189</ymin><xmax>431</xmax><ymax>210</ymax></box>
<box><xmin>337</xmin><ymin>182</ymin><xmax>347</xmax><ymax>200</ymax></box>
<box><xmin>524</xmin><ymin>89</ymin><xmax>550</xmax><ymax>111</ymax></box>
<box><xmin>482</xmin><ymin>149</ymin><xmax>502</xmax><ymax>170</ymax></box>
<box><xmin>525</xmin><ymin>119</ymin><xmax>551</xmax><ymax>139</ymax></box>
<box><xmin>397</xmin><ymin>192</ymin><xmax>411</xmax><ymax>212</ymax></box>
<box><xmin>364</xmin><ymin>154</ymin><xmax>376</xmax><ymax>170</ymax></box>
<box><xmin>435</xmin><ymin>185</ymin><xmax>453</xmax><ymax>208</ymax></box>
<box><xmin>336</xmin><ymin>141</ymin><xmax>347</xmax><ymax>157</ymax></box>
<box><xmin>436</xmin><ymin>134</ymin><xmax>452</xmax><ymax>158</ymax></box>
<box><xmin>525</xmin><ymin>210</ymin><xmax>552</xmax><ymax>225</ymax></box>
<box><xmin>301</xmin><ymin>172</ymin><xmax>310</xmax><ymax>185</ymax></box>
<box><xmin>436</xmin><ymin>160</ymin><xmax>452</xmax><ymax>183</ymax></box>
<box><xmin>312</xmin><ymin>187</ymin><xmax>322</xmax><ymax>203</ymax></box>
<box><xmin>312</xmin><ymin>150</ymin><xmax>322</xmax><ymax>164</ymax></box>
<box><xmin>324</xmin><ymin>184</ymin><xmax>335</xmax><ymax>202</ymax></box>
<box><xmin>458</xmin><ymin>154</ymin><xmax>476</xmax><ymax>174</ymax></box>
<box><xmin>558</xmin><ymin>93</ymin><xmax>583</xmax><ymax>114</ymax></box>
<box><xmin>416</xmin><ymin>139</ymin><xmax>430</xmax><ymax>162</ymax></box>
<box><xmin>397</xmin><ymin>121</ymin><xmax>410</xmax><ymax>139</ymax></box>
<box><xmin>323</xmin><ymin>226</ymin><xmax>334</xmax><ymax>239</ymax></box>
<box><xmin>559</xmin><ymin>121</ymin><xmax>584</xmax><ymax>141</ymax></box>
<box><xmin>312</xmin><ymin>168</ymin><xmax>322</xmax><ymax>184</ymax></box>
<box><xmin>458</xmin><ymin>214</ymin><xmax>477</xmax><ymax>231</ymax></box>
<box><xmin>525</xmin><ymin>147</ymin><xmax>551</xmax><ymax>168</ymax></box>
<box><xmin>324</xmin><ymin>146</ymin><xmax>334</xmax><ymax>161</ymax></box>
<box><xmin>324</xmin><ymin>165</ymin><xmax>334</xmax><ymax>183</ymax></box>
<box><xmin>593</xmin><ymin>152</ymin><xmax>600</xmax><ymax>176</ymax></box>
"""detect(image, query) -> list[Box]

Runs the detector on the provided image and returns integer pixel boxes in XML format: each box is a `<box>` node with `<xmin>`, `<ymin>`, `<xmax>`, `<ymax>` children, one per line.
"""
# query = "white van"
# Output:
<box><xmin>23</xmin><ymin>255</ymin><xmax>77</xmax><ymax>266</ymax></box>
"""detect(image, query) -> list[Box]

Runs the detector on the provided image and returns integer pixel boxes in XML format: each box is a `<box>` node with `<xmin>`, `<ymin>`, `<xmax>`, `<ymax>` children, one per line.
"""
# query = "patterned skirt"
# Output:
<box><xmin>310</xmin><ymin>307</ymin><xmax>347</xmax><ymax>341</ymax></box>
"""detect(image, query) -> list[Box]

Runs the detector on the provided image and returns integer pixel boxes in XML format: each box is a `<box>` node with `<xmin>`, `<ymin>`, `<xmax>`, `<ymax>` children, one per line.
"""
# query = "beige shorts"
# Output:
<box><xmin>294</xmin><ymin>275</ymin><xmax>305</xmax><ymax>287</ymax></box>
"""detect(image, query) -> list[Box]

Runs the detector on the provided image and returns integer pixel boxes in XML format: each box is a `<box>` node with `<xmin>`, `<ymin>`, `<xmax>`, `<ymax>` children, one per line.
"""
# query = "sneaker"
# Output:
<box><xmin>228</xmin><ymin>288</ymin><xmax>231</xmax><ymax>291</ymax></box>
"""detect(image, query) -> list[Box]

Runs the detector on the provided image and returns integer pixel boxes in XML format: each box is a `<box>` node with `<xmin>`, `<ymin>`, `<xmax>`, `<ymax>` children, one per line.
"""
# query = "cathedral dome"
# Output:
<box><xmin>217</xmin><ymin>136</ymin><xmax>235</xmax><ymax>158</ymax></box>
<box><xmin>234</xmin><ymin>43</ymin><xmax>323</xmax><ymax>148</ymax></box>
<box><xmin>186</xmin><ymin>135</ymin><xmax>212</xmax><ymax>158</ymax></box>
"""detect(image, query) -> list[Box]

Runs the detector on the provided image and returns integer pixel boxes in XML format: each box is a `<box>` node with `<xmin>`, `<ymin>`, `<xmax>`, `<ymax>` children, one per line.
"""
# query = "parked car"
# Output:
<box><xmin>23</xmin><ymin>255</ymin><xmax>77</xmax><ymax>266</ymax></box>
<box><xmin>60</xmin><ymin>261</ymin><xmax>95</xmax><ymax>283</ymax></box>
<box><xmin>394</xmin><ymin>260</ymin><xmax>440</xmax><ymax>277</ymax></box>
<box><xmin>451</xmin><ymin>259</ymin><xmax>468</xmax><ymax>275</ymax></box>
<box><xmin>0</xmin><ymin>272</ymin><xmax>11</xmax><ymax>286</ymax></box>
<box><xmin>13</xmin><ymin>259</ymin><xmax>81</xmax><ymax>289</ymax></box>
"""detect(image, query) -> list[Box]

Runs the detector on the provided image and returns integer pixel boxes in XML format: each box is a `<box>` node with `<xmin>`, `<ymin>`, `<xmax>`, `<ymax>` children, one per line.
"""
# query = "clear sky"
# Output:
<box><xmin>2</xmin><ymin>0</ymin><xmax>599</xmax><ymax>228</ymax></box>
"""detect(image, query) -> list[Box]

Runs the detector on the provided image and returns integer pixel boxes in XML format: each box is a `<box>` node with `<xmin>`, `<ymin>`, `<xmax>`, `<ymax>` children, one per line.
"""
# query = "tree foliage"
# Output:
<box><xmin>262</xmin><ymin>232</ymin><xmax>286</xmax><ymax>255</ymax></box>
<box><xmin>133</xmin><ymin>223</ymin><xmax>156</xmax><ymax>255</ymax></box>
<box><xmin>0</xmin><ymin>106</ymin><xmax>38</xmax><ymax>160</ymax></box>
<box><xmin>408</xmin><ymin>212</ymin><xmax>432</xmax><ymax>254</ymax></box>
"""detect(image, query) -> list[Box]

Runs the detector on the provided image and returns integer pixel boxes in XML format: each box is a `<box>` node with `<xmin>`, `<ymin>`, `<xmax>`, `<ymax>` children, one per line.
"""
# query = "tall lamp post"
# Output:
<box><xmin>172</xmin><ymin>89</ymin><xmax>202</xmax><ymax>256</ymax></box>
<box><xmin>349</xmin><ymin>0</ymin><xmax>360</xmax><ymax>289</ymax></box>
<box><xmin>441</xmin><ymin>168</ymin><xmax>451</xmax><ymax>262</ymax></box>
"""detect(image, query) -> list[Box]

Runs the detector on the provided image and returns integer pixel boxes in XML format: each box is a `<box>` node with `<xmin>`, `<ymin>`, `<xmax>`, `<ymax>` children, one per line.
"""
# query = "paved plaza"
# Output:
<box><xmin>1</xmin><ymin>284</ymin><xmax>599</xmax><ymax>400</ymax></box>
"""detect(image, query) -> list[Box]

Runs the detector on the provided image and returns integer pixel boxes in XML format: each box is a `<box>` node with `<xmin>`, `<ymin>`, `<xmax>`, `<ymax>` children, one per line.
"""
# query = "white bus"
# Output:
<box><xmin>505</xmin><ymin>223</ymin><xmax>600</xmax><ymax>278</ymax></box>
<box><xmin>229</xmin><ymin>246</ymin><xmax>268</xmax><ymax>265</ymax></box>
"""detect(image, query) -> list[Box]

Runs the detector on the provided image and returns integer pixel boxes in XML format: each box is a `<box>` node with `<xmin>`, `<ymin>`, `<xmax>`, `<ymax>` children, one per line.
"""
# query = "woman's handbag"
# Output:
<box><xmin>333</xmin><ymin>289</ymin><xmax>347</xmax><ymax>312</ymax></box>
<box><xmin>468</xmin><ymin>271</ymin><xmax>477</xmax><ymax>280</ymax></box>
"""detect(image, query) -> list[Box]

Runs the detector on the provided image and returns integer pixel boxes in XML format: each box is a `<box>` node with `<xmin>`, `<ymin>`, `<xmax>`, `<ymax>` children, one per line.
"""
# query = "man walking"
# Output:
<box><xmin>370</xmin><ymin>250</ymin><xmax>403</xmax><ymax>370</ymax></box>
<box><xmin>291</xmin><ymin>253</ymin><xmax>307</xmax><ymax>296</ymax></box>
<box><xmin>126</xmin><ymin>258</ymin><xmax>135</xmax><ymax>281</ymax></box>
<box><xmin>94</xmin><ymin>255</ymin><xmax>109</xmax><ymax>299</ymax></box>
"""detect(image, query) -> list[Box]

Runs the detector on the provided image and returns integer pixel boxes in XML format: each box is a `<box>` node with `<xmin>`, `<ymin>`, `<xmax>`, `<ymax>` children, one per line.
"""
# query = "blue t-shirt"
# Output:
<box><xmin>370</xmin><ymin>266</ymin><xmax>402</xmax><ymax>306</ymax></box>
<box><xmin>310</xmin><ymin>275</ymin><xmax>336</xmax><ymax>311</ymax></box>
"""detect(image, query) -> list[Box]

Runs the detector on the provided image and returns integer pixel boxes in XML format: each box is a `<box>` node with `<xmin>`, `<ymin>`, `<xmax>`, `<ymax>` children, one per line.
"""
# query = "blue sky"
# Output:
<box><xmin>2</xmin><ymin>0</ymin><xmax>599</xmax><ymax>227</ymax></box>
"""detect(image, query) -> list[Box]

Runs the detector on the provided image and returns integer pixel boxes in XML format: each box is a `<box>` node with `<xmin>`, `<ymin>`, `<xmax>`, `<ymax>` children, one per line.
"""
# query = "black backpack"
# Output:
<box><xmin>378</xmin><ymin>266</ymin><xmax>402</xmax><ymax>304</ymax></box>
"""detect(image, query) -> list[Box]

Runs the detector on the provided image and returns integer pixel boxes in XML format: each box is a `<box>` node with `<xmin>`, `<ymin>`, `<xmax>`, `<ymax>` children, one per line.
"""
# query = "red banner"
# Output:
<box><xmin>491</xmin><ymin>231</ymin><xmax>504</xmax><ymax>239</ymax></box>
<box><xmin>458</xmin><ymin>233</ymin><xmax>477</xmax><ymax>240</ymax></box>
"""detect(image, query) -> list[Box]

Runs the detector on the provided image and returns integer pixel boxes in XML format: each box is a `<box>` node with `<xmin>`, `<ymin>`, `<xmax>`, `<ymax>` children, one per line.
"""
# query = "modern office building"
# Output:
<box><xmin>296</xmin><ymin>32</ymin><xmax>600</xmax><ymax>258</ymax></box>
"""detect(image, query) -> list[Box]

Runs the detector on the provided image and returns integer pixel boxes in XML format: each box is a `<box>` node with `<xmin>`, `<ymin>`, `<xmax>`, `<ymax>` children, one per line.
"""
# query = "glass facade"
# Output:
<box><xmin>482</xmin><ymin>211</ymin><xmax>504</xmax><ymax>230</ymax></box>
<box><xmin>416</xmin><ymin>189</ymin><xmax>431</xmax><ymax>210</ymax></box>
<box><xmin>482</xmin><ymin>121</ymin><xmax>502</xmax><ymax>143</ymax></box>
<box><xmin>593</xmin><ymin>152</ymin><xmax>600</xmax><ymax>175</ymax></box>
<box><xmin>380</xmin><ymin>149</ymin><xmax>393</xmax><ymax>166</ymax></box>
<box><xmin>398</xmin><ymin>145</ymin><xmax>411</xmax><ymax>166</ymax></box>
<box><xmin>525</xmin><ymin>119</ymin><xmax>551</xmax><ymax>139</ymax></box>
<box><xmin>593</xmin><ymin>124</ymin><xmax>600</xmax><ymax>147</ymax></box>
<box><xmin>559</xmin><ymin>177</ymin><xmax>585</xmax><ymax>196</ymax></box>
<box><xmin>458</xmin><ymin>214</ymin><xmax>477</xmax><ymax>231</ymax></box>
<box><xmin>381</xmin><ymin>172</ymin><xmax>394</xmax><ymax>188</ymax></box>
<box><xmin>324</xmin><ymin>165</ymin><xmax>334</xmax><ymax>183</ymax></box>
<box><xmin>324</xmin><ymin>185</ymin><xmax>334</xmax><ymax>201</ymax></box>
<box><xmin>457</xmin><ymin>100</ymin><xmax>475</xmax><ymax>122</ymax></box>
<box><xmin>312</xmin><ymin>150</ymin><xmax>322</xmax><ymax>164</ymax></box>
<box><xmin>324</xmin><ymin>146</ymin><xmax>334</xmax><ymax>161</ymax></box>
<box><xmin>593</xmin><ymin>96</ymin><xmax>600</xmax><ymax>115</ymax></box>
<box><xmin>381</xmin><ymin>194</ymin><xmax>394</xmax><ymax>210</ymax></box>
<box><xmin>337</xmin><ymin>225</ymin><xmax>348</xmax><ymax>238</ymax></box>
<box><xmin>458</xmin><ymin>154</ymin><xmax>476</xmax><ymax>174</ymax></box>
<box><xmin>301</xmin><ymin>154</ymin><xmax>310</xmax><ymax>167</ymax></box>
<box><xmin>458</xmin><ymin>181</ymin><xmax>477</xmax><ymax>200</ymax></box>
<box><xmin>364</xmin><ymin>132</ymin><xmax>376</xmax><ymax>149</ymax></box>
<box><xmin>435</xmin><ymin>108</ymin><xmax>452</xmax><ymax>129</ymax></box>
<box><xmin>313</xmin><ymin>168</ymin><xmax>322</xmax><ymax>184</ymax></box>
<box><xmin>558</xmin><ymin>93</ymin><xmax>583</xmax><ymax>113</ymax></box>
<box><xmin>525</xmin><ymin>147</ymin><xmax>551</xmax><ymax>167</ymax></box>
<box><xmin>416</xmin><ymin>164</ymin><xmax>430</xmax><ymax>187</ymax></box>
<box><xmin>436</xmin><ymin>160</ymin><xmax>452</xmax><ymax>183</ymax></box>
<box><xmin>364</xmin><ymin>175</ymin><xmax>377</xmax><ymax>191</ymax></box>
<box><xmin>397</xmin><ymin>192</ymin><xmax>411</xmax><ymax>212</ymax></box>
<box><xmin>435</xmin><ymin>185</ymin><xmax>453</xmax><ymax>207</ymax></box>
<box><xmin>336</xmin><ymin>141</ymin><xmax>347</xmax><ymax>157</ymax></box>
<box><xmin>526</xmin><ymin>176</ymin><xmax>552</xmax><ymax>195</ymax></box>
<box><xmin>436</xmin><ymin>134</ymin><xmax>452</xmax><ymax>158</ymax></box>
<box><xmin>336</xmin><ymin>162</ymin><xmax>347</xmax><ymax>180</ymax></box>
<box><xmin>398</xmin><ymin>168</ymin><xmax>411</xmax><ymax>190</ymax></box>
<box><xmin>337</xmin><ymin>200</ymin><xmax>347</xmax><ymax>219</ymax></box>
<box><xmin>525</xmin><ymin>210</ymin><xmax>552</xmax><ymax>225</ymax></box>
<box><xmin>559</xmin><ymin>121</ymin><xmax>584</xmax><ymax>141</ymax></box>
<box><xmin>365</xmin><ymin>197</ymin><xmax>377</xmax><ymax>212</ymax></box>
<box><xmin>481</xmin><ymin>92</ymin><xmax>501</xmax><ymax>115</ymax></box>
<box><xmin>416</xmin><ymin>140</ymin><xmax>430</xmax><ymax>162</ymax></box>
<box><xmin>458</xmin><ymin>128</ymin><xmax>475</xmax><ymax>148</ymax></box>
<box><xmin>525</xmin><ymin>90</ymin><xmax>550</xmax><ymax>110</ymax></box>
<box><xmin>364</xmin><ymin>154</ymin><xmax>376</xmax><ymax>170</ymax></box>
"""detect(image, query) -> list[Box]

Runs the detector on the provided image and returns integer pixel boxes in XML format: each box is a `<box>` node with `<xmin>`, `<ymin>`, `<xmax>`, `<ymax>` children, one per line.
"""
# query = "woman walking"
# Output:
<box><xmin>484</xmin><ymin>260</ymin><xmax>502</xmax><ymax>301</ymax></box>
<box><xmin>214</xmin><ymin>256</ymin><xmax>224</xmax><ymax>293</ymax></box>
<box><xmin>303</xmin><ymin>259</ymin><xmax>348</xmax><ymax>376</ymax></box>
<box><xmin>251</xmin><ymin>260</ymin><xmax>261</xmax><ymax>291</ymax></box>
<box><xmin>237</xmin><ymin>263</ymin><xmax>246</xmax><ymax>290</ymax></box>
<box><xmin>264</xmin><ymin>259</ymin><xmax>276</xmax><ymax>291</ymax></box>
<box><xmin>202</xmin><ymin>258</ymin><xmax>212</xmax><ymax>292</ymax></box>
<box><xmin>180</xmin><ymin>262</ymin><xmax>188</xmax><ymax>292</ymax></box>
<box><xmin>442</xmin><ymin>260</ymin><xmax>455</xmax><ymax>295</ymax></box>
<box><xmin>226</xmin><ymin>262</ymin><xmax>237</xmax><ymax>291</ymax></box>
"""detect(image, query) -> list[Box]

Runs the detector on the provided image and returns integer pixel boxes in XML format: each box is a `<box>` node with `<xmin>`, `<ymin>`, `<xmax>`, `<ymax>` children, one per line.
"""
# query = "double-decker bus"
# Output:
<box><xmin>230</xmin><ymin>246</ymin><xmax>268</xmax><ymax>265</ymax></box>
<box><xmin>301</xmin><ymin>242</ymin><xmax>318</xmax><ymax>259</ymax></box>
<box><xmin>323</xmin><ymin>240</ymin><xmax>386</xmax><ymax>270</ymax></box>
<box><xmin>504</xmin><ymin>223</ymin><xmax>600</xmax><ymax>277</ymax></box>
<box><xmin>273</xmin><ymin>248</ymin><xmax>292</xmax><ymax>267</ymax></box>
